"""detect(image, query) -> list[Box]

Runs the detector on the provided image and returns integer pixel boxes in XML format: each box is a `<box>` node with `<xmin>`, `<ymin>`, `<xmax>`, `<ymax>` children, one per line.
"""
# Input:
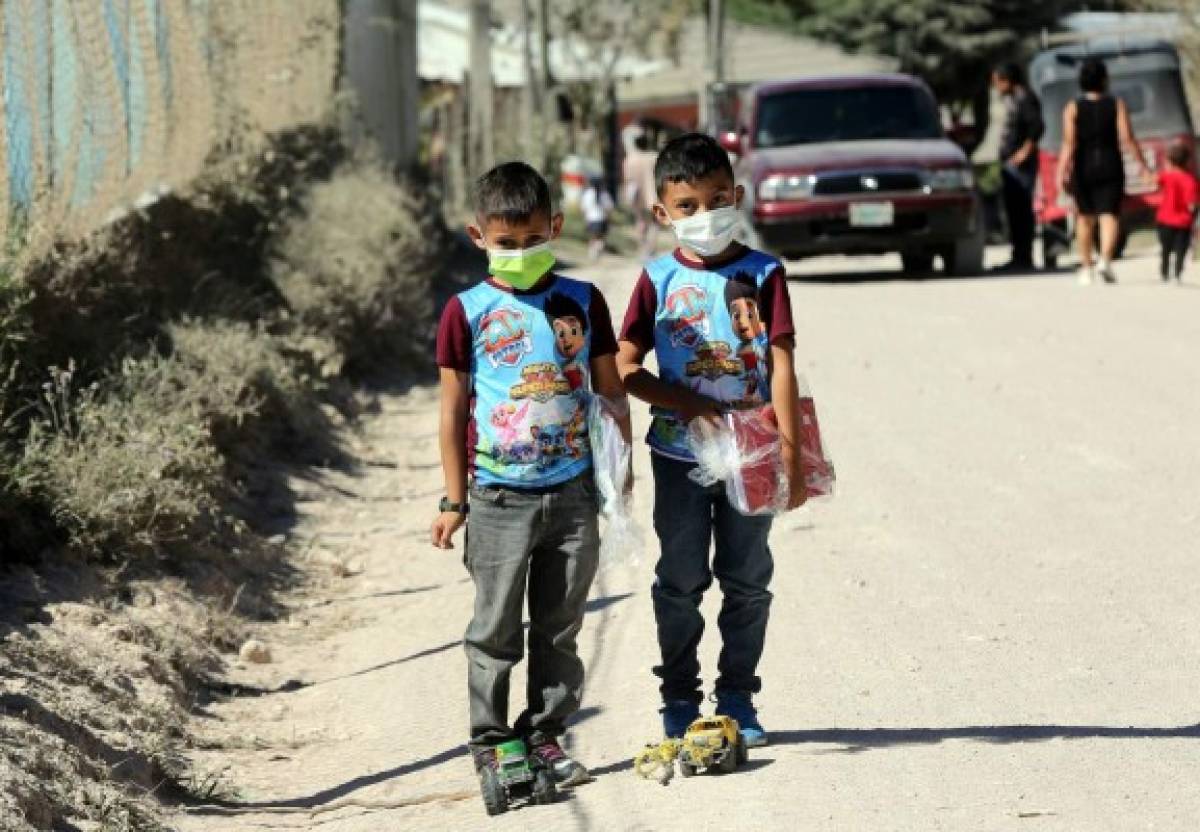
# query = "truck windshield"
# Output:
<box><xmin>1039</xmin><ymin>69</ymin><xmax>1191</xmax><ymax>147</ymax></box>
<box><xmin>754</xmin><ymin>86</ymin><xmax>943</xmax><ymax>148</ymax></box>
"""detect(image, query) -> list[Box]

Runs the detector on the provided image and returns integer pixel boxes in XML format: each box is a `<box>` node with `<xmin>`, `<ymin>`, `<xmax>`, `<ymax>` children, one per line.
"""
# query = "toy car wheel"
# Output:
<box><xmin>718</xmin><ymin>747</ymin><xmax>738</xmax><ymax>774</ymax></box>
<box><xmin>735</xmin><ymin>734</ymin><xmax>748</xmax><ymax>765</ymax></box>
<box><xmin>480</xmin><ymin>768</ymin><xmax>508</xmax><ymax>816</ymax></box>
<box><xmin>532</xmin><ymin>768</ymin><xmax>558</xmax><ymax>805</ymax></box>
<box><xmin>679</xmin><ymin>761</ymin><xmax>697</xmax><ymax>778</ymax></box>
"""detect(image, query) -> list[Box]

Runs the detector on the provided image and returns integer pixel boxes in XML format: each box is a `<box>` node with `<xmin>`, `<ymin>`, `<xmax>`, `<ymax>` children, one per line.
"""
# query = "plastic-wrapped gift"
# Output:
<box><xmin>687</xmin><ymin>406</ymin><xmax>789</xmax><ymax>516</ymax></box>
<box><xmin>587</xmin><ymin>394</ymin><xmax>643</xmax><ymax>564</ymax></box>
<box><xmin>798</xmin><ymin>375</ymin><xmax>836</xmax><ymax>499</ymax></box>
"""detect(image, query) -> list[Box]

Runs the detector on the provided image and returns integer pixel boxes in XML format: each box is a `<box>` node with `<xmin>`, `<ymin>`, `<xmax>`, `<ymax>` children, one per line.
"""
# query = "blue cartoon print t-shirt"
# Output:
<box><xmin>620</xmin><ymin>249</ymin><xmax>793</xmax><ymax>461</ymax></box>
<box><xmin>437</xmin><ymin>275</ymin><xmax>616</xmax><ymax>488</ymax></box>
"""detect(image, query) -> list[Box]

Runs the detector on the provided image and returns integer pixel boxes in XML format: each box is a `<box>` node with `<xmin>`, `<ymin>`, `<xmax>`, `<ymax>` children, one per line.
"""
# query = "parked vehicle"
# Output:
<box><xmin>721</xmin><ymin>74</ymin><xmax>985</xmax><ymax>275</ymax></box>
<box><xmin>1031</xmin><ymin>38</ymin><xmax>1194</xmax><ymax>268</ymax></box>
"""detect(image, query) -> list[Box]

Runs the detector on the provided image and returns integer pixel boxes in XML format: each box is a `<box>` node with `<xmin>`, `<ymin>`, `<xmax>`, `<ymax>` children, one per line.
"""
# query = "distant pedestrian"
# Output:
<box><xmin>992</xmin><ymin>62</ymin><xmax>1044</xmax><ymax>271</ymax></box>
<box><xmin>1056</xmin><ymin>57</ymin><xmax>1149</xmax><ymax>285</ymax></box>
<box><xmin>622</xmin><ymin>134</ymin><xmax>660</xmax><ymax>260</ymax></box>
<box><xmin>1155</xmin><ymin>142</ymin><xmax>1199</xmax><ymax>282</ymax></box>
<box><xmin>579</xmin><ymin>176</ymin><xmax>614</xmax><ymax>262</ymax></box>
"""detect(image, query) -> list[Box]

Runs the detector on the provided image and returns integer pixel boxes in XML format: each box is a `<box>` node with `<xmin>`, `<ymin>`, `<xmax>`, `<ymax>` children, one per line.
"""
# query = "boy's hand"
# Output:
<box><xmin>430</xmin><ymin>511</ymin><xmax>466</xmax><ymax>549</ymax></box>
<box><xmin>678</xmin><ymin>393</ymin><xmax>724</xmax><ymax>427</ymax></box>
<box><xmin>783</xmin><ymin>452</ymin><xmax>809</xmax><ymax>511</ymax></box>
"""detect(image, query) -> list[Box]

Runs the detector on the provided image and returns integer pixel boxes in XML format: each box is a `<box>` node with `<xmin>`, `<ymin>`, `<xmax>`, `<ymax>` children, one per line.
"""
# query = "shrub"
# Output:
<box><xmin>17</xmin><ymin>359</ymin><xmax>229</xmax><ymax>557</ymax></box>
<box><xmin>272</xmin><ymin>159</ymin><xmax>446</xmax><ymax>377</ymax></box>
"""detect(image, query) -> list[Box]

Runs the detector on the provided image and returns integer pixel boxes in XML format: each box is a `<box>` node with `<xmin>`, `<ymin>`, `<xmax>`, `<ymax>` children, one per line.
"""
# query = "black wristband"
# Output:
<box><xmin>439</xmin><ymin>497</ymin><xmax>469</xmax><ymax>515</ymax></box>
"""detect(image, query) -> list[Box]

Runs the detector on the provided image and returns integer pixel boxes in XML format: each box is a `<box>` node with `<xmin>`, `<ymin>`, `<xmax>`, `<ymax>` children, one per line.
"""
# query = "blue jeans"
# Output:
<box><xmin>650</xmin><ymin>454</ymin><xmax>774</xmax><ymax>704</ymax></box>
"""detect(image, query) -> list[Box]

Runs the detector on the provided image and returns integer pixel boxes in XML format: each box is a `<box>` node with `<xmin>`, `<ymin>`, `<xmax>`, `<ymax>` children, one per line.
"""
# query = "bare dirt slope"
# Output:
<box><xmin>175</xmin><ymin>248</ymin><xmax>1200</xmax><ymax>831</ymax></box>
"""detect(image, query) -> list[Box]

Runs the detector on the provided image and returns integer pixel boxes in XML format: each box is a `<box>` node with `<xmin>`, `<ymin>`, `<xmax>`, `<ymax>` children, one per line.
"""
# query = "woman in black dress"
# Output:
<box><xmin>1056</xmin><ymin>58</ymin><xmax>1148</xmax><ymax>284</ymax></box>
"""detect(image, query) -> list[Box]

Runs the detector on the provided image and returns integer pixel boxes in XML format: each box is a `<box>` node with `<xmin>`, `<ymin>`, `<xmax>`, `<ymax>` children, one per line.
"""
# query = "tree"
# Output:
<box><xmin>803</xmin><ymin>0</ymin><xmax>1134</xmax><ymax>152</ymax></box>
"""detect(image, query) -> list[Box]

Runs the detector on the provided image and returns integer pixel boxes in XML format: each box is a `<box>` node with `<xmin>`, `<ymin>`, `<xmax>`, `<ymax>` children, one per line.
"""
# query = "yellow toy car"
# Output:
<box><xmin>678</xmin><ymin>716</ymin><xmax>747</xmax><ymax>777</ymax></box>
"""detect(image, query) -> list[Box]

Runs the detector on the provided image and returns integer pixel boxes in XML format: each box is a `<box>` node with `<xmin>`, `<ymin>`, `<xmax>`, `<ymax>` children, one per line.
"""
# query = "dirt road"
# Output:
<box><xmin>175</xmin><ymin>247</ymin><xmax>1200</xmax><ymax>831</ymax></box>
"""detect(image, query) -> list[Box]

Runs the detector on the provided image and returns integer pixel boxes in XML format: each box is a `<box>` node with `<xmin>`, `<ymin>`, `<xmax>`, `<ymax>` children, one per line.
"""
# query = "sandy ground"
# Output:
<box><xmin>173</xmin><ymin>244</ymin><xmax>1200</xmax><ymax>831</ymax></box>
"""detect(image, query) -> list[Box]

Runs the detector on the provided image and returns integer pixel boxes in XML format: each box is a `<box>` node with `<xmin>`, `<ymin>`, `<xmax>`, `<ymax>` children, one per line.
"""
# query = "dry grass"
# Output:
<box><xmin>0</xmin><ymin>128</ymin><xmax>448</xmax><ymax>829</ymax></box>
<box><xmin>272</xmin><ymin>158</ymin><xmax>447</xmax><ymax>378</ymax></box>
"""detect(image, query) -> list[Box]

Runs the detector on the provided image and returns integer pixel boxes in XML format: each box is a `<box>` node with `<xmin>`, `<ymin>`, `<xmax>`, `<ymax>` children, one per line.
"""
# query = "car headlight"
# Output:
<box><xmin>927</xmin><ymin>167</ymin><xmax>974</xmax><ymax>192</ymax></box>
<box><xmin>758</xmin><ymin>173</ymin><xmax>815</xmax><ymax>201</ymax></box>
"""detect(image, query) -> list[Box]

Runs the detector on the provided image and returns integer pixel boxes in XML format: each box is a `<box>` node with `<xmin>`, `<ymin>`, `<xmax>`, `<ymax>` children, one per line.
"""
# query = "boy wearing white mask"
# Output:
<box><xmin>616</xmin><ymin>133</ymin><xmax>806</xmax><ymax>747</ymax></box>
<box><xmin>432</xmin><ymin>161</ymin><xmax>629</xmax><ymax>789</ymax></box>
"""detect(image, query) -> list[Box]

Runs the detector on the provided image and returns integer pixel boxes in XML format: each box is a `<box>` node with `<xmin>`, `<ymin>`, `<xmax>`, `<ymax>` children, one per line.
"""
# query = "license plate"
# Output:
<box><xmin>849</xmin><ymin>201</ymin><xmax>894</xmax><ymax>227</ymax></box>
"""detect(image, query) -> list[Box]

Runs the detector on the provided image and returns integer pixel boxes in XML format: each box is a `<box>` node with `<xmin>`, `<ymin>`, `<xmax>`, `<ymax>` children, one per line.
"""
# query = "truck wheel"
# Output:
<box><xmin>679</xmin><ymin>761</ymin><xmax>697</xmax><ymax>778</ymax></box>
<box><xmin>480</xmin><ymin>768</ymin><xmax>508</xmax><ymax>816</ymax></box>
<box><xmin>901</xmin><ymin>253</ymin><xmax>935</xmax><ymax>275</ymax></box>
<box><xmin>735</xmin><ymin>734</ymin><xmax>748</xmax><ymax>765</ymax></box>
<box><xmin>531</xmin><ymin>769</ymin><xmax>557</xmax><ymax>805</ymax></box>
<box><xmin>942</xmin><ymin>196</ymin><xmax>987</xmax><ymax>276</ymax></box>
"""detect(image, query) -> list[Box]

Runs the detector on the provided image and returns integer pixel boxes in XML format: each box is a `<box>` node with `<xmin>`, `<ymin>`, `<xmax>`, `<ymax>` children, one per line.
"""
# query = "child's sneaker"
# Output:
<box><xmin>527</xmin><ymin>733</ymin><xmax>592</xmax><ymax>787</ymax></box>
<box><xmin>1077</xmin><ymin>265</ymin><xmax>1095</xmax><ymax>285</ymax></box>
<box><xmin>661</xmin><ymin>699</ymin><xmax>701</xmax><ymax>739</ymax></box>
<box><xmin>714</xmin><ymin>690</ymin><xmax>768</xmax><ymax>748</ymax></box>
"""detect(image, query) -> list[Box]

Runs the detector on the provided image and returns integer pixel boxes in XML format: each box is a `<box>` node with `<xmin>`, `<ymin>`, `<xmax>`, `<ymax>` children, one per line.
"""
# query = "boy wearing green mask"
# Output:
<box><xmin>616</xmin><ymin>133</ymin><xmax>807</xmax><ymax>748</ymax></box>
<box><xmin>431</xmin><ymin>161</ymin><xmax>629</xmax><ymax>790</ymax></box>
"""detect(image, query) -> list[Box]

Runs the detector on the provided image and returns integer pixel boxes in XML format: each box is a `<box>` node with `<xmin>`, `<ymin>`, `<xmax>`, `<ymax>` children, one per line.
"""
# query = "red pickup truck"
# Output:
<box><xmin>722</xmin><ymin>74</ymin><xmax>985</xmax><ymax>275</ymax></box>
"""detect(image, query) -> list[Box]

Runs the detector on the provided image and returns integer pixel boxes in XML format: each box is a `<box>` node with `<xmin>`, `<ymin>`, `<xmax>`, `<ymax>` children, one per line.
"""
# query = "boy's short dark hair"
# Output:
<box><xmin>544</xmin><ymin>292</ymin><xmax>588</xmax><ymax>332</ymax></box>
<box><xmin>1079</xmin><ymin>58</ymin><xmax>1108</xmax><ymax>94</ymax></box>
<box><xmin>474</xmin><ymin>161</ymin><xmax>553</xmax><ymax>223</ymax></box>
<box><xmin>724</xmin><ymin>272</ymin><xmax>759</xmax><ymax>307</ymax></box>
<box><xmin>1168</xmin><ymin>141</ymin><xmax>1191</xmax><ymax>168</ymax></box>
<box><xmin>655</xmin><ymin>132</ymin><xmax>735</xmax><ymax>197</ymax></box>
<box><xmin>994</xmin><ymin>62</ymin><xmax>1025</xmax><ymax>86</ymax></box>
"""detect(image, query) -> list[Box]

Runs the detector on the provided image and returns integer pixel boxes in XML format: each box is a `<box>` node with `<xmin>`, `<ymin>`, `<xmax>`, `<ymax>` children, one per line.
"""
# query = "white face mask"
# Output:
<box><xmin>669</xmin><ymin>205</ymin><xmax>742</xmax><ymax>257</ymax></box>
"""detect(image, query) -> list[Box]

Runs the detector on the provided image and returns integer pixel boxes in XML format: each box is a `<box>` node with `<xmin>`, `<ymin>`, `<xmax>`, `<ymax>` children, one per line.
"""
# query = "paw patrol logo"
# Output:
<box><xmin>478</xmin><ymin>308</ymin><xmax>534</xmax><ymax>368</ymax></box>
<box><xmin>685</xmin><ymin>341</ymin><xmax>742</xmax><ymax>381</ymax></box>
<box><xmin>510</xmin><ymin>362</ymin><xmax>571</xmax><ymax>403</ymax></box>
<box><xmin>665</xmin><ymin>284</ymin><xmax>711</xmax><ymax>349</ymax></box>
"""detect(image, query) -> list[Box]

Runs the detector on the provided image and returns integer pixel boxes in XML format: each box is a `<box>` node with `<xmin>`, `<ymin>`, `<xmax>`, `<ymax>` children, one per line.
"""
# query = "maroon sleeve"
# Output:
<box><xmin>619</xmin><ymin>271</ymin><xmax>658</xmax><ymax>353</ymax></box>
<box><xmin>435</xmin><ymin>296</ymin><xmax>472</xmax><ymax>371</ymax></box>
<box><xmin>588</xmin><ymin>285</ymin><xmax>618</xmax><ymax>357</ymax></box>
<box><xmin>760</xmin><ymin>265</ymin><xmax>795</xmax><ymax>344</ymax></box>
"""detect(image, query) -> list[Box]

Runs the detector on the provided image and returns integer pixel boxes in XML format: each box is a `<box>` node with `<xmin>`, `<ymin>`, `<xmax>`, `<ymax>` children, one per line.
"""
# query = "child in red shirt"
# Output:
<box><xmin>1156</xmin><ymin>142</ymin><xmax>1199</xmax><ymax>282</ymax></box>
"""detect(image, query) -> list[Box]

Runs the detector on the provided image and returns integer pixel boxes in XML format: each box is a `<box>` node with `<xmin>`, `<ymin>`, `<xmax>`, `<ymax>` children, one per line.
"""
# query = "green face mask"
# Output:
<box><xmin>488</xmin><ymin>242</ymin><xmax>556</xmax><ymax>290</ymax></box>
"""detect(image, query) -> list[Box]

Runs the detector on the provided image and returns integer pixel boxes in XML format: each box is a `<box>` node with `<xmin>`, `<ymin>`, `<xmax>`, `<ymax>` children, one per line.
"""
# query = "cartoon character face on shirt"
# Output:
<box><xmin>544</xmin><ymin>292</ymin><xmax>589</xmax><ymax>361</ymax></box>
<box><xmin>725</xmin><ymin>272</ymin><xmax>764</xmax><ymax>343</ymax></box>
<box><xmin>530</xmin><ymin>423</ymin><xmax>568</xmax><ymax>465</ymax></box>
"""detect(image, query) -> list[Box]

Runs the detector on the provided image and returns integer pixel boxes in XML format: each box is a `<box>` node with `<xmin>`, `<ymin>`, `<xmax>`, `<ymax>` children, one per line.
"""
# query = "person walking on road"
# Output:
<box><xmin>622</xmin><ymin>134</ymin><xmax>660</xmax><ymax>261</ymax></box>
<box><xmin>1056</xmin><ymin>57</ymin><xmax>1149</xmax><ymax>285</ymax></box>
<box><xmin>992</xmin><ymin>63</ymin><xmax>1044</xmax><ymax>272</ymax></box>
<box><xmin>1155</xmin><ymin>142</ymin><xmax>1199</xmax><ymax>282</ymax></box>
<box><xmin>580</xmin><ymin>176</ymin><xmax>615</xmax><ymax>262</ymax></box>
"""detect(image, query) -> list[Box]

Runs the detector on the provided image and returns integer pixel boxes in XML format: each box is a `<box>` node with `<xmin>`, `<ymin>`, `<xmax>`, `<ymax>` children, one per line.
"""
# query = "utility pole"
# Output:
<box><xmin>521</xmin><ymin>0</ymin><xmax>541</xmax><ymax>160</ymax></box>
<box><xmin>341</xmin><ymin>0</ymin><xmax>419</xmax><ymax>171</ymax></box>
<box><xmin>467</xmin><ymin>0</ymin><xmax>495</xmax><ymax>179</ymax></box>
<box><xmin>701</xmin><ymin>0</ymin><xmax>726</xmax><ymax>132</ymax></box>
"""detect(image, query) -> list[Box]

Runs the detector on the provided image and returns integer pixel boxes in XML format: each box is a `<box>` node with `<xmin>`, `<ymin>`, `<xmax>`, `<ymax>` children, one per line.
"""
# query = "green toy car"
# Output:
<box><xmin>479</xmin><ymin>739</ymin><xmax>557</xmax><ymax>815</ymax></box>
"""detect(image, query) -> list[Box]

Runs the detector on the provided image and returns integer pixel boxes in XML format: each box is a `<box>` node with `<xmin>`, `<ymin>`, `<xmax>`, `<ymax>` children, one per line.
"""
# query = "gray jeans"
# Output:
<box><xmin>464</xmin><ymin>474</ymin><xmax>600</xmax><ymax>748</ymax></box>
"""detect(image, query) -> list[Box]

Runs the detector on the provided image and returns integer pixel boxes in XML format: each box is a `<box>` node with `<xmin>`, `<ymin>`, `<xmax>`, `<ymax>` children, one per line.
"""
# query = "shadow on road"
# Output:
<box><xmin>182</xmin><ymin>745</ymin><xmax>470</xmax><ymax>813</ymax></box>
<box><xmin>772</xmin><ymin>722</ymin><xmax>1200</xmax><ymax>754</ymax></box>
<box><xmin>198</xmin><ymin>592</ymin><xmax>637</xmax><ymax>702</ymax></box>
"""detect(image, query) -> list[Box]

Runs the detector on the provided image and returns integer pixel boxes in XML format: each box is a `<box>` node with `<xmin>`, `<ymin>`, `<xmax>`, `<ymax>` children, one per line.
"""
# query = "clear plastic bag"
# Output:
<box><xmin>587</xmin><ymin>394</ymin><xmax>643</xmax><ymax>565</ymax></box>
<box><xmin>798</xmin><ymin>374</ymin><xmax>836</xmax><ymax>500</ymax></box>
<box><xmin>687</xmin><ymin>407</ymin><xmax>790</xmax><ymax>516</ymax></box>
